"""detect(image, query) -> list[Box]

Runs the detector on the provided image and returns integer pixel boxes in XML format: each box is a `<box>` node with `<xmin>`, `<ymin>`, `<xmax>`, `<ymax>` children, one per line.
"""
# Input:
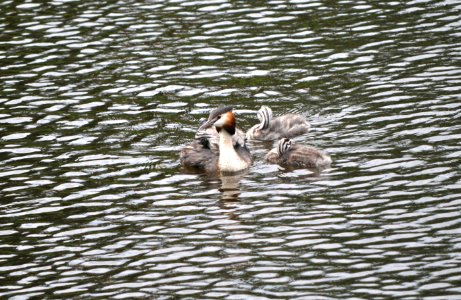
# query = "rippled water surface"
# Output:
<box><xmin>1</xmin><ymin>0</ymin><xmax>461</xmax><ymax>299</ymax></box>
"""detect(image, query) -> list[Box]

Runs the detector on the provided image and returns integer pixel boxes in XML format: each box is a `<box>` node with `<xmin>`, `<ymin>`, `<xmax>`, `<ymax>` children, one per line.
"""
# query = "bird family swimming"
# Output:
<box><xmin>180</xmin><ymin>105</ymin><xmax>329</xmax><ymax>174</ymax></box>
<box><xmin>180</xmin><ymin>106</ymin><xmax>252</xmax><ymax>174</ymax></box>
<box><xmin>265</xmin><ymin>138</ymin><xmax>331</xmax><ymax>171</ymax></box>
<box><xmin>246</xmin><ymin>105</ymin><xmax>310</xmax><ymax>141</ymax></box>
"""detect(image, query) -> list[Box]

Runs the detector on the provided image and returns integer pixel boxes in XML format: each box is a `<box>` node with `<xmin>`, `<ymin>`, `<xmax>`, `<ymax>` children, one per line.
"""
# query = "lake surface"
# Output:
<box><xmin>1</xmin><ymin>0</ymin><xmax>461</xmax><ymax>299</ymax></box>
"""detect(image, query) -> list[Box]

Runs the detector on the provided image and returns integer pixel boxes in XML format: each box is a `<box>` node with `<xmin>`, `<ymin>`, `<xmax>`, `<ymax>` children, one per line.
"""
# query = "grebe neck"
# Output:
<box><xmin>257</xmin><ymin>105</ymin><xmax>273</xmax><ymax>130</ymax></box>
<box><xmin>218</xmin><ymin>129</ymin><xmax>248</xmax><ymax>173</ymax></box>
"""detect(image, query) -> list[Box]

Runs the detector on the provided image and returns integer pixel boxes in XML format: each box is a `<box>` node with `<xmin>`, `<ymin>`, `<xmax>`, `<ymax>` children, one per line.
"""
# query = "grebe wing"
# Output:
<box><xmin>196</xmin><ymin>126</ymin><xmax>245</xmax><ymax>152</ymax></box>
<box><xmin>180</xmin><ymin>139</ymin><xmax>219</xmax><ymax>172</ymax></box>
<box><xmin>286</xmin><ymin>144</ymin><xmax>331</xmax><ymax>170</ymax></box>
<box><xmin>196</xmin><ymin>128</ymin><xmax>219</xmax><ymax>153</ymax></box>
<box><xmin>235</xmin><ymin>142</ymin><xmax>253</xmax><ymax>165</ymax></box>
<box><xmin>233</xmin><ymin>127</ymin><xmax>246</xmax><ymax>148</ymax></box>
<box><xmin>265</xmin><ymin>148</ymin><xmax>280</xmax><ymax>164</ymax></box>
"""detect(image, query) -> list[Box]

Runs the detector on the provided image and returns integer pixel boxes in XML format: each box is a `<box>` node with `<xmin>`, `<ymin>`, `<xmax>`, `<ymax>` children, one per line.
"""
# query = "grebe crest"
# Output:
<box><xmin>214</xmin><ymin>111</ymin><xmax>236</xmax><ymax>135</ymax></box>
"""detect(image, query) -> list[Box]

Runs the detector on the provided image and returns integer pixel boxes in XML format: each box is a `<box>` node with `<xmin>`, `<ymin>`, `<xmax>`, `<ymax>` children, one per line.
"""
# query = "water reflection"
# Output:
<box><xmin>219</xmin><ymin>173</ymin><xmax>245</xmax><ymax>202</ymax></box>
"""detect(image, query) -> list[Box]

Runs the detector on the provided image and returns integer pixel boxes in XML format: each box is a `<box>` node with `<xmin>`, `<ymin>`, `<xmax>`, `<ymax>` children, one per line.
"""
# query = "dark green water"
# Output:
<box><xmin>1</xmin><ymin>0</ymin><xmax>461</xmax><ymax>299</ymax></box>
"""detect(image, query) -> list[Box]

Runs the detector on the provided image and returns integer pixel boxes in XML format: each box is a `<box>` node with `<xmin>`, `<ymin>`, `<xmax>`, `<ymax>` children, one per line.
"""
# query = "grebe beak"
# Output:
<box><xmin>198</xmin><ymin>106</ymin><xmax>234</xmax><ymax>130</ymax></box>
<box><xmin>198</xmin><ymin>119</ymin><xmax>215</xmax><ymax>130</ymax></box>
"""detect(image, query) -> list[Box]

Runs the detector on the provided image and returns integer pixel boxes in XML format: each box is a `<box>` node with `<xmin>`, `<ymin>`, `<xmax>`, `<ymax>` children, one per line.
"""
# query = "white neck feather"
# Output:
<box><xmin>218</xmin><ymin>129</ymin><xmax>247</xmax><ymax>173</ymax></box>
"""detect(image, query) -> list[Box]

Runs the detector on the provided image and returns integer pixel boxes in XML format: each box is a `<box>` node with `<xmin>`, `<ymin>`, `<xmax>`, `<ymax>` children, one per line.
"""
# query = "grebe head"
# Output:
<box><xmin>257</xmin><ymin>105</ymin><xmax>273</xmax><ymax>130</ymax></box>
<box><xmin>198</xmin><ymin>106</ymin><xmax>233</xmax><ymax>130</ymax></box>
<box><xmin>213</xmin><ymin>111</ymin><xmax>236</xmax><ymax>135</ymax></box>
<box><xmin>277</xmin><ymin>138</ymin><xmax>292</xmax><ymax>156</ymax></box>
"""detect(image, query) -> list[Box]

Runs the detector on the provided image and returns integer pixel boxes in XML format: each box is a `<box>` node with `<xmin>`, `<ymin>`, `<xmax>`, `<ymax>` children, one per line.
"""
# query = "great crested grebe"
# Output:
<box><xmin>180</xmin><ymin>106</ymin><xmax>252</xmax><ymax>174</ymax></box>
<box><xmin>246</xmin><ymin>105</ymin><xmax>310</xmax><ymax>140</ymax></box>
<box><xmin>196</xmin><ymin>106</ymin><xmax>246</xmax><ymax>153</ymax></box>
<box><xmin>265</xmin><ymin>138</ymin><xmax>331</xmax><ymax>171</ymax></box>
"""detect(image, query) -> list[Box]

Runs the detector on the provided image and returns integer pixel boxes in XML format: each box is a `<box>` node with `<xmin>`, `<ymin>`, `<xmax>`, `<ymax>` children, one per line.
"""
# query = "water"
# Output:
<box><xmin>1</xmin><ymin>0</ymin><xmax>461</xmax><ymax>299</ymax></box>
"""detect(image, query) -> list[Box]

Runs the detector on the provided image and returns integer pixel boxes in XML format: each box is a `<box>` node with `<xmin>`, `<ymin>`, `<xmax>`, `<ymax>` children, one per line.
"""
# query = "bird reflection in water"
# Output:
<box><xmin>219</xmin><ymin>172</ymin><xmax>246</xmax><ymax>201</ymax></box>
<box><xmin>217</xmin><ymin>171</ymin><xmax>248</xmax><ymax>220</ymax></box>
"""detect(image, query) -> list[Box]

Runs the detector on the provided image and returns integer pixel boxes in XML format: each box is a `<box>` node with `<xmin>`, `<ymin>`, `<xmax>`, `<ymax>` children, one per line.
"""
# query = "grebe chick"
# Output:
<box><xmin>180</xmin><ymin>108</ymin><xmax>252</xmax><ymax>174</ymax></box>
<box><xmin>179</xmin><ymin>134</ymin><xmax>219</xmax><ymax>173</ymax></box>
<box><xmin>266</xmin><ymin>138</ymin><xmax>331</xmax><ymax>171</ymax></box>
<box><xmin>246</xmin><ymin>105</ymin><xmax>310</xmax><ymax>141</ymax></box>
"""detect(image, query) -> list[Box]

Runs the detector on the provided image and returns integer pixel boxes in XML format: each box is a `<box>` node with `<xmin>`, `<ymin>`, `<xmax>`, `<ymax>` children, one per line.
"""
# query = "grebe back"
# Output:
<box><xmin>246</xmin><ymin>105</ymin><xmax>310</xmax><ymax>141</ymax></box>
<box><xmin>265</xmin><ymin>138</ymin><xmax>331</xmax><ymax>171</ymax></box>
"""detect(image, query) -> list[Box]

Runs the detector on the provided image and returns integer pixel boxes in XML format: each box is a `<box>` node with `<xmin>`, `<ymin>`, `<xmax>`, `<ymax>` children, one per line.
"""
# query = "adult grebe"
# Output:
<box><xmin>246</xmin><ymin>105</ymin><xmax>310</xmax><ymax>140</ymax></box>
<box><xmin>266</xmin><ymin>138</ymin><xmax>331</xmax><ymax>171</ymax></box>
<box><xmin>180</xmin><ymin>107</ymin><xmax>252</xmax><ymax>174</ymax></box>
<box><xmin>196</xmin><ymin>106</ymin><xmax>246</xmax><ymax>153</ymax></box>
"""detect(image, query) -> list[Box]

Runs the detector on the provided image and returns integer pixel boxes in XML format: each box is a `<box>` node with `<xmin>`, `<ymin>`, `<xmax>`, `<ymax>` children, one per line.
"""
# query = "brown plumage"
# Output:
<box><xmin>266</xmin><ymin>138</ymin><xmax>331</xmax><ymax>171</ymax></box>
<box><xmin>180</xmin><ymin>135</ymin><xmax>219</xmax><ymax>173</ymax></box>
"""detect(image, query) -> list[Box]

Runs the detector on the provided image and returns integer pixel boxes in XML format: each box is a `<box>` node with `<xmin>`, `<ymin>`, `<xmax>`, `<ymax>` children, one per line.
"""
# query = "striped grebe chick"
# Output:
<box><xmin>265</xmin><ymin>138</ymin><xmax>331</xmax><ymax>171</ymax></box>
<box><xmin>246</xmin><ymin>105</ymin><xmax>310</xmax><ymax>141</ymax></box>
<box><xmin>180</xmin><ymin>107</ymin><xmax>252</xmax><ymax>174</ymax></box>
